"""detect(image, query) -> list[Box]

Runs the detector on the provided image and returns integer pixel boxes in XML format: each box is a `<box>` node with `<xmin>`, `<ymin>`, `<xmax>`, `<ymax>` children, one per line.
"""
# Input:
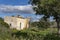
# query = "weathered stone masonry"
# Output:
<box><xmin>4</xmin><ymin>16</ymin><xmax>30</xmax><ymax>30</ymax></box>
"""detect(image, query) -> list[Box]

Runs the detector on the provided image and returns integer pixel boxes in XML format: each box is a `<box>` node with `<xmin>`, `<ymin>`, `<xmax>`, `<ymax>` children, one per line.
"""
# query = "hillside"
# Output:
<box><xmin>0</xmin><ymin>17</ymin><xmax>60</xmax><ymax>40</ymax></box>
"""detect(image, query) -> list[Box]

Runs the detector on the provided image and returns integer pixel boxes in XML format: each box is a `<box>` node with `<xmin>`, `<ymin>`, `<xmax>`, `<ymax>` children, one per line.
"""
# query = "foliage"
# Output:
<box><xmin>30</xmin><ymin>0</ymin><xmax>60</xmax><ymax>17</ymax></box>
<box><xmin>29</xmin><ymin>0</ymin><xmax>60</xmax><ymax>34</ymax></box>
<box><xmin>0</xmin><ymin>17</ymin><xmax>4</xmax><ymax>21</ymax></box>
<box><xmin>31</xmin><ymin>18</ymin><xmax>51</xmax><ymax>29</ymax></box>
<box><xmin>0</xmin><ymin>17</ymin><xmax>9</xmax><ymax>28</ymax></box>
<box><xmin>12</xmin><ymin>27</ymin><xmax>57</xmax><ymax>40</ymax></box>
<box><xmin>0</xmin><ymin>17</ymin><xmax>59</xmax><ymax>40</ymax></box>
<box><xmin>0</xmin><ymin>18</ymin><xmax>18</xmax><ymax>40</ymax></box>
<box><xmin>44</xmin><ymin>33</ymin><xmax>60</xmax><ymax>40</ymax></box>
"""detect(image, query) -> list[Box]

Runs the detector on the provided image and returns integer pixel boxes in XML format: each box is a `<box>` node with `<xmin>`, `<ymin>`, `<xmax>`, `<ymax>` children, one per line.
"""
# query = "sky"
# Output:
<box><xmin>0</xmin><ymin>0</ymin><xmax>43</xmax><ymax>21</ymax></box>
<box><xmin>0</xmin><ymin>0</ymin><xmax>29</xmax><ymax>5</ymax></box>
<box><xmin>0</xmin><ymin>0</ymin><xmax>53</xmax><ymax>21</ymax></box>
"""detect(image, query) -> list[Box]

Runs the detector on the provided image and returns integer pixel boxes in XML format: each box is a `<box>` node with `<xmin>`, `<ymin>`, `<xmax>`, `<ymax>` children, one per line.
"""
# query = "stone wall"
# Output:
<box><xmin>4</xmin><ymin>16</ymin><xmax>30</xmax><ymax>30</ymax></box>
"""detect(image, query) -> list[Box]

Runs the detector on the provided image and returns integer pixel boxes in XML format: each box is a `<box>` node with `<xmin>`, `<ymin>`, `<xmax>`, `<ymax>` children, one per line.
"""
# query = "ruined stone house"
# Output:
<box><xmin>4</xmin><ymin>15</ymin><xmax>30</xmax><ymax>30</ymax></box>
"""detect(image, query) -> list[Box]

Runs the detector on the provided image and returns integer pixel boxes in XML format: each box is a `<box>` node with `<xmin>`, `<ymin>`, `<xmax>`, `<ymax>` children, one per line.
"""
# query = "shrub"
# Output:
<box><xmin>44</xmin><ymin>33</ymin><xmax>60</xmax><ymax>40</ymax></box>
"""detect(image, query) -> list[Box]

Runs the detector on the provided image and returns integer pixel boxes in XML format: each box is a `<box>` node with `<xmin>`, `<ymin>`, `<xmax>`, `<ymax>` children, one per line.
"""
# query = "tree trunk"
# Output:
<box><xmin>56</xmin><ymin>19</ymin><xmax>60</xmax><ymax>35</ymax></box>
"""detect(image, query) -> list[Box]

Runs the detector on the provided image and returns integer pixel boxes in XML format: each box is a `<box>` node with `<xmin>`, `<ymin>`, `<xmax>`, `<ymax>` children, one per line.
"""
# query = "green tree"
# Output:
<box><xmin>29</xmin><ymin>0</ymin><xmax>60</xmax><ymax>34</ymax></box>
<box><xmin>31</xmin><ymin>17</ymin><xmax>51</xmax><ymax>29</ymax></box>
<box><xmin>0</xmin><ymin>17</ymin><xmax>4</xmax><ymax>22</ymax></box>
<box><xmin>0</xmin><ymin>17</ymin><xmax>9</xmax><ymax>28</ymax></box>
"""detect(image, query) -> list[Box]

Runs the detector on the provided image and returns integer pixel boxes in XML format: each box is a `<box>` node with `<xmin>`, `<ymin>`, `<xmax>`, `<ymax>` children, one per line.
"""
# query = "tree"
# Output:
<box><xmin>29</xmin><ymin>0</ymin><xmax>60</xmax><ymax>34</ymax></box>
<box><xmin>0</xmin><ymin>17</ymin><xmax>9</xmax><ymax>28</ymax></box>
<box><xmin>0</xmin><ymin>17</ymin><xmax>4</xmax><ymax>22</ymax></box>
<box><xmin>31</xmin><ymin>17</ymin><xmax>51</xmax><ymax>29</ymax></box>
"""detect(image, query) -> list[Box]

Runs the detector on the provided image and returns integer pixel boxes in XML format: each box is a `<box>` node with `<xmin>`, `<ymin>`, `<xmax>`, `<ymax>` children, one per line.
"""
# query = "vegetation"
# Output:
<box><xmin>0</xmin><ymin>18</ymin><xmax>17</xmax><ymax>40</ymax></box>
<box><xmin>31</xmin><ymin>18</ymin><xmax>51</xmax><ymax>29</ymax></box>
<box><xmin>44</xmin><ymin>33</ymin><xmax>60</xmax><ymax>40</ymax></box>
<box><xmin>29</xmin><ymin>0</ymin><xmax>60</xmax><ymax>34</ymax></box>
<box><xmin>0</xmin><ymin>0</ymin><xmax>60</xmax><ymax>39</ymax></box>
<box><xmin>0</xmin><ymin>17</ymin><xmax>9</xmax><ymax>28</ymax></box>
<box><xmin>0</xmin><ymin>17</ymin><xmax>60</xmax><ymax>40</ymax></box>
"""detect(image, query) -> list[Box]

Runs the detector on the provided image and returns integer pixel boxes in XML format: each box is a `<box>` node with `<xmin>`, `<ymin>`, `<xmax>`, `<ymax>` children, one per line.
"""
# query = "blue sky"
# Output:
<box><xmin>0</xmin><ymin>0</ymin><xmax>42</xmax><ymax>21</ymax></box>
<box><xmin>0</xmin><ymin>0</ymin><xmax>29</xmax><ymax>5</ymax></box>
<box><xmin>0</xmin><ymin>0</ymin><xmax>53</xmax><ymax>21</ymax></box>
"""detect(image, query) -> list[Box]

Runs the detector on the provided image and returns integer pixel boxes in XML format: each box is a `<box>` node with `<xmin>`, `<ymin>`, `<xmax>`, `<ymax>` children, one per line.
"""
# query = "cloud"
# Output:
<box><xmin>0</xmin><ymin>4</ymin><xmax>35</xmax><ymax>14</ymax></box>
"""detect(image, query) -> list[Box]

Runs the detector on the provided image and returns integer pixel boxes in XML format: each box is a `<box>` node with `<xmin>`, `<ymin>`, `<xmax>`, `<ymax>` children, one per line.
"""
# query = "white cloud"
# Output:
<box><xmin>0</xmin><ymin>4</ymin><xmax>35</xmax><ymax>14</ymax></box>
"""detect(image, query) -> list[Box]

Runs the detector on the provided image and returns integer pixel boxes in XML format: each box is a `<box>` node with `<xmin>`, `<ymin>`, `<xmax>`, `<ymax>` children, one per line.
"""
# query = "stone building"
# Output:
<box><xmin>4</xmin><ymin>15</ymin><xmax>30</xmax><ymax>30</ymax></box>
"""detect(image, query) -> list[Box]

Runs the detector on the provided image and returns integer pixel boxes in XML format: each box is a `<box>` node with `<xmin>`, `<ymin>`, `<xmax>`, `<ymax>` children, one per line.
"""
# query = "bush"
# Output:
<box><xmin>44</xmin><ymin>33</ymin><xmax>60</xmax><ymax>40</ymax></box>
<box><xmin>0</xmin><ymin>17</ymin><xmax>9</xmax><ymax>28</ymax></box>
